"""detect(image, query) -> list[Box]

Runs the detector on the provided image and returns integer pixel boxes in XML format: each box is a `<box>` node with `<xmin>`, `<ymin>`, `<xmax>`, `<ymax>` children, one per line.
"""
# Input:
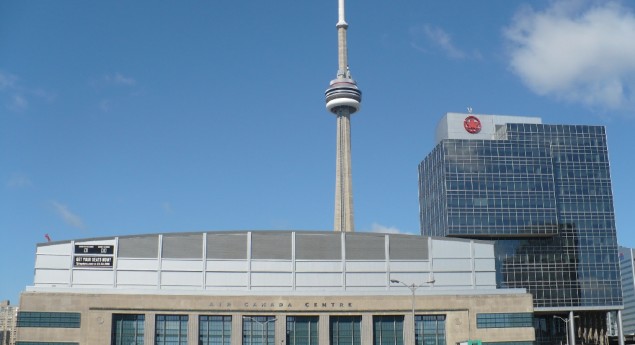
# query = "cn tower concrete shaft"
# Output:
<box><xmin>325</xmin><ymin>0</ymin><xmax>361</xmax><ymax>232</ymax></box>
<box><xmin>334</xmin><ymin>108</ymin><xmax>354</xmax><ymax>232</ymax></box>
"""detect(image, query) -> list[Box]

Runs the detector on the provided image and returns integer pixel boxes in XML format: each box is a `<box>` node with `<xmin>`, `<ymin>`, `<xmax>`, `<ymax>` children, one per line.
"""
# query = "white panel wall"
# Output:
<box><xmin>295</xmin><ymin>261</ymin><xmax>341</xmax><ymax>272</ymax></box>
<box><xmin>251</xmin><ymin>272</ymin><xmax>292</xmax><ymax>287</ymax></box>
<box><xmin>389</xmin><ymin>261</ymin><xmax>430</xmax><ymax>272</ymax></box>
<box><xmin>431</xmin><ymin>240</ymin><xmax>472</xmax><ymax>258</ymax></box>
<box><xmin>161</xmin><ymin>271</ymin><xmax>202</xmax><ymax>286</ymax></box>
<box><xmin>206</xmin><ymin>272</ymin><xmax>247</xmax><ymax>287</ymax></box>
<box><xmin>37</xmin><ymin>243</ymin><xmax>72</xmax><ymax>255</ymax></box>
<box><xmin>346</xmin><ymin>272</ymin><xmax>387</xmax><ymax>287</ymax></box>
<box><xmin>117</xmin><ymin>271</ymin><xmax>158</xmax><ymax>285</ymax></box>
<box><xmin>72</xmin><ymin>270</ymin><xmax>113</xmax><ymax>285</ymax></box>
<box><xmin>34</xmin><ymin>269</ymin><xmax>70</xmax><ymax>285</ymax></box>
<box><xmin>346</xmin><ymin>261</ymin><xmax>385</xmax><ymax>272</ymax></box>
<box><xmin>162</xmin><ymin>260</ymin><xmax>203</xmax><ymax>271</ymax></box>
<box><xmin>473</xmin><ymin>243</ymin><xmax>495</xmax><ymax>258</ymax></box>
<box><xmin>475</xmin><ymin>272</ymin><xmax>496</xmax><ymax>286</ymax></box>
<box><xmin>116</xmin><ymin>259</ymin><xmax>159</xmax><ymax>270</ymax></box>
<box><xmin>434</xmin><ymin>272</ymin><xmax>473</xmax><ymax>286</ymax></box>
<box><xmin>474</xmin><ymin>258</ymin><xmax>495</xmax><ymax>271</ymax></box>
<box><xmin>30</xmin><ymin>233</ymin><xmax>499</xmax><ymax>293</ymax></box>
<box><xmin>296</xmin><ymin>272</ymin><xmax>341</xmax><ymax>287</ymax></box>
<box><xmin>35</xmin><ymin>254</ymin><xmax>70</xmax><ymax>269</ymax></box>
<box><xmin>251</xmin><ymin>261</ymin><xmax>293</xmax><ymax>272</ymax></box>
<box><xmin>433</xmin><ymin>258</ymin><xmax>472</xmax><ymax>271</ymax></box>
<box><xmin>206</xmin><ymin>260</ymin><xmax>248</xmax><ymax>271</ymax></box>
<box><xmin>389</xmin><ymin>273</ymin><xmax>435</xmax><ymax>286</ymax></box>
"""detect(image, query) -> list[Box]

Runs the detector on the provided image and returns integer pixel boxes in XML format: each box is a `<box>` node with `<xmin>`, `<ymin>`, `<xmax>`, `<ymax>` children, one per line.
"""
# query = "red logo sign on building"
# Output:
<box><xmin>464</xmin><ymin>116</ymin><xmax>482</xmax><ymax>134</ymax></box>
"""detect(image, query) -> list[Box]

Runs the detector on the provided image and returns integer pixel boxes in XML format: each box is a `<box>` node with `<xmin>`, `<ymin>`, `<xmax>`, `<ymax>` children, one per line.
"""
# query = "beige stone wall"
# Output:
<box><xmin>18</xmin><ymin>291</ymin><xmax>534</xmax><ymax>345</ymax></box>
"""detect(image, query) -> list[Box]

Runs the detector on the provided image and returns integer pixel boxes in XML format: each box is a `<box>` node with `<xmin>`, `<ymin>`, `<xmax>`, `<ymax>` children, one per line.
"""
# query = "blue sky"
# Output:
<box><xmin>2</xmin><ymin>0</ymin><xmax>635</xmax><ymax>303</ymax></box>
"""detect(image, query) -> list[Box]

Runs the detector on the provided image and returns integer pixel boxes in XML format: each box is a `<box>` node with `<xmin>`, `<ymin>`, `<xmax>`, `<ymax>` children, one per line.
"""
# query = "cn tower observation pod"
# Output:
<box><xmin>325</xmin><ymin>77</ymin><xmax>362</xmax><ymax>114</ymax></box>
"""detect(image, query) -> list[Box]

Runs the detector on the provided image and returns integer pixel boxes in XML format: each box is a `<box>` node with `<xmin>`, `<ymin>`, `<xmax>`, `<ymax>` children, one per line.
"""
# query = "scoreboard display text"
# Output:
<box><xmin>73</xmin><ymin>244</ymin><xmax>114</xmax><ymax>268</ymax></box>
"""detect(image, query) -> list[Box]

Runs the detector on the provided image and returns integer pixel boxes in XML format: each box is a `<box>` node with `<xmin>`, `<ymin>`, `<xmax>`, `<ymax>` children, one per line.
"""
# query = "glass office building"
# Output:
<box><xmin>419</xmin><ymin>113</ymin><xmax>623</xmax><ymax>345</ymax></box>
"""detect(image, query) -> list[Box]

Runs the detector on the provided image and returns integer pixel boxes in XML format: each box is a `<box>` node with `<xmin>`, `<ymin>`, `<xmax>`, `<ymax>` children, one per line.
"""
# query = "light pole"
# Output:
<box><xmin>243</xmin><ymin>316</ymin><xmax>277</xmax><ymax>345</ymax></box>
<box><xmin>553</xmin><ymin>315</ymin><xmax>579</xmax><ymax>345</ymax></box>
<box><xmin>390</xmin><ymin>279</ymin><xmax>435</xmax><ymax>344</ymax></box>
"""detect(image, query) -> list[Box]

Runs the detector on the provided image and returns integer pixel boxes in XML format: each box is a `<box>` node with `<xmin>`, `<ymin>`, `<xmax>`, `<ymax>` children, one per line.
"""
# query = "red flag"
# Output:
<box><xmin>44</xmin><ymin>234</ymin><xmax>51</xmax><ymax>242</ymax></box>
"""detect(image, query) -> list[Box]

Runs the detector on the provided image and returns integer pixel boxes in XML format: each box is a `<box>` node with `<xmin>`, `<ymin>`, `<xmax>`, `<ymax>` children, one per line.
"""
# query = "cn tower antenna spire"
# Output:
<box><xmin>325</xmin><ymin>0</ymin><xmax>362</xmax><ymax>232</ymax></box>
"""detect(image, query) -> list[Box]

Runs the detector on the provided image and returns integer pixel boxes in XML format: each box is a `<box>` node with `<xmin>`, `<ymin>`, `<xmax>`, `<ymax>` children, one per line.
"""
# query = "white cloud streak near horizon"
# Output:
<box><xmin>51</xmin><ymin>201</ymin><xmax>86</xmax><ymax>230</ymax></box>
<box><xmin>505</xmin><ymin>0</ymin><xmax>635</xmax><ymax>110</ymax></box>
<box><xmin>370</xmin><ymin>223</ymin><xmax>405</xmax><ymax>234</ymax></box>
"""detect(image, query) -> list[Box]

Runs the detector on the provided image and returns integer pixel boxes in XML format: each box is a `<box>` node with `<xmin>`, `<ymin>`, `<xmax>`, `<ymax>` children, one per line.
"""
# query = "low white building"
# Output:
<box><xmin>18</xmin><ymin>231</ymin><xmax>535</xmax><ymax>345</ymax></box>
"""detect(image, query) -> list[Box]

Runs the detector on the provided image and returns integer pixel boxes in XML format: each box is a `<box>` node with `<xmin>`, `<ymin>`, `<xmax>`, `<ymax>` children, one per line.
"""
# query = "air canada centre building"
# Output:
<box><xmin>17</xmin><ymin>231</ymin><xmax>534</xmax><ymax>345</ymax></box>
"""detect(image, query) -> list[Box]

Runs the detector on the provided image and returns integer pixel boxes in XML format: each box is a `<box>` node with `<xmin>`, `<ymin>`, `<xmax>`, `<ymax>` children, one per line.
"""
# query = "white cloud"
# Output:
<box><xmin>105</xmin><ymin>72</ymin><xmax>136</xmax><ymax>86</ymax></box>
<box><xmin>0</xmin><ymin>72</ymin><xmax>18</xmax><ymax>90</ymax></box>
<box><xmin>0</xmin><ymin>71</ymin><xmax>54</xmax><ymax>111</ymax></box>
<box><xmin>162</xmin><ymin>201</ymin><xmax>173</xmax><ymax>214</ymax></box>
<box><xmin>51</xmin><ymin>201</ymin><xmax>86</xmax><ymax>230</ymax></box>
<box><xmin>422</xmin><ymin>25</ymin><xmax>466</xmax><ymax>59</ymax></box>
<box><xmin>7</xmin><ymin>173</ymin><xmax>32</xmax><ymax>188</ymax></box>
<box><xmin>0</xmin><ymin>71</ymin><xmax>26</xmax><ymax>111</ymax></box>
<box><xmin>410</xmin><ymin>24</ymin><xmax>480</xmax><ymax>60</ymax></box>
<box><xmin>370</xmin><ymin>223</ymin><xmax>404</xmax><ymax>234</ymax></box>
<box><xmin>504</xmin><ymin>1</ymin><xmax>635</xmax><ymax>110</ymax></box>
<box><xmin>99</xmin><ymin>99</ymin><xmax>111</xmax><ymax>112</ymax></box>
<box><xmin>10</xmin><ymin>94</ymin><xmax>28</xmax><ymax>111</ymax></box>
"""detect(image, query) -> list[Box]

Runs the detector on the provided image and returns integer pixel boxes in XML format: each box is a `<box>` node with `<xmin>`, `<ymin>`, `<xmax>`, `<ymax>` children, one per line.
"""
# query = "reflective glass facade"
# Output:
<box><xmin>476</xmin><ymin>313</ymin><xmax>533</xmax><ymax>328</ymax></box>
<box><xmin>286</xmin><ymin>316</ymin><xmax>319</xmax><ymax>345</ymax></box>
<box><xmin>200</xmin><ymin>315</ymin><xmax>231</xmax><ymax>345</ymax></box>
<box><xmin>111</xmin><ymin>314</ymin><xmax>144</xmax><ymax>345</ymax></box>
<box><xmin>372</xmin><ymin>316</ymin><xmax>404</xmax><ymax>345</ymax></box>
<box><xmin>243</xmin><ymin>316</ymin><xmax>275</xmax><ymax>345</ymax></box>
<box><xmin>419</xmin><ymin>122</ymin><xmax>622</xmax><ymax>309</ymax></box>
<box><xmin>155</xmin><ymin>315</ymin><xmax>188</xmax><ymax>345</ymax></box>
<box><xmin>414</xmin><ymin>315</ymin><xmax>445</xmax><ymax>345</ymax></box>
<box><xmin>16</xmin><ymin>312</ymin><xmax>81</xmax><ymax>328</ymax></box>
<box><xmin>330</xmin><ymin>316</ymin><xmax>361</xmax><ymax>345</ymax></box>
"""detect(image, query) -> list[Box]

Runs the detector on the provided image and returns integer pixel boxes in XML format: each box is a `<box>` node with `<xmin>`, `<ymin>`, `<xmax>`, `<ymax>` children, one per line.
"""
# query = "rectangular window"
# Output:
<box><xmin>415</xmin><ymin>315</ymin><xmax>445</xmax><ymax>345</ymax></box>
<box><xmin>243</xmin><ymin>316</ymin><xmax>275</xmax><ymax>345</ymax></box>
<box><xmin>373</xmin><ymin>316</ymin><xmax>403</xmax><ymax>345</ymax></box>
<box><xmin>200</xmin><ymin>315</ymin><xmax>231</xmax><ymax>345</ymax></box>
<box><xmin>111</xmin><ymin>314</ymin><xmax>144</xmax><ymax>345</ymax></box>
<box><xmin>330</xmin><ymin>316</ymin><xmax>361</xmax><ymax>345</ymax></box>
<box><xmin>16</xmin><ymin>312</ymin><xmax>81</xmax><ymax>328</ymax></box>
<box><xmin>476</xmin><ymin>313</ymin><xmax>533</xmax><ymax>328</ymax></box>
<box><xmin>155</xmin><ymin>315</ymin><xmax>188</xmax><ymax>345</ymax></box>
<box><xmin>286</xmin><ymin>316</ymin><xmax>318</xmax><ymax>345</ymax></box>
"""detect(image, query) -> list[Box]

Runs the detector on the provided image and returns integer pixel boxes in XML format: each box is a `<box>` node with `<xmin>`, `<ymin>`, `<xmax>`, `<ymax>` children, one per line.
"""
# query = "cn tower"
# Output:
<box><xmin>325</xmin><ymin>0</ymin><xmax>362</xmax><ymax>232</ymax></box>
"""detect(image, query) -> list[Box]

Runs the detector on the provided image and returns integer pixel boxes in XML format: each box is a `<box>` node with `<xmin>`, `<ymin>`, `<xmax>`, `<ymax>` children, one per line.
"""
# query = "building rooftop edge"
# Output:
<box><xmin>37</xmin><ymin>231</ymin><xmax>495</xmax><ymax>247</ymax></box>
<box><xmin>23</xmin><ymin>287</ymin><xmax>528</xmax><ymax>297</ymax></box>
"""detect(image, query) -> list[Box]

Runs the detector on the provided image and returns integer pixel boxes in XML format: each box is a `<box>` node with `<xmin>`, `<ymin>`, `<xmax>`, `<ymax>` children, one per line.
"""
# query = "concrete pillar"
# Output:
<box><xmin>189</xmin><ymin>313</ymin><xmax>198</xmax><ymax>345</ymax></box>
<box><xmin>232</xmin><ymin>313</ymin><xmax>242</xmax><ymax>345</ymax></box>
<box><xmin>145</xmin><ymin>312</ymin><xmax>156</xmax><ymax>345</ymax></box>
<box><xmin>276</xmin><ymin>314</ymin><xmax>286</xmax><ymax>345</ymax></box>
<box><xmin>319</xmin><ymin>314</ymin><xmax>330</xmax><ymax>345</ymax></box>
<box><xmin>361</xmin><ymin>314</ymin><xmax>373</xmax><ymax>345</ymax></box>
<box><xmin>403</xmin><ymin>312</ymin><xmax>415</xmax><ymax>345</ymax></box>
